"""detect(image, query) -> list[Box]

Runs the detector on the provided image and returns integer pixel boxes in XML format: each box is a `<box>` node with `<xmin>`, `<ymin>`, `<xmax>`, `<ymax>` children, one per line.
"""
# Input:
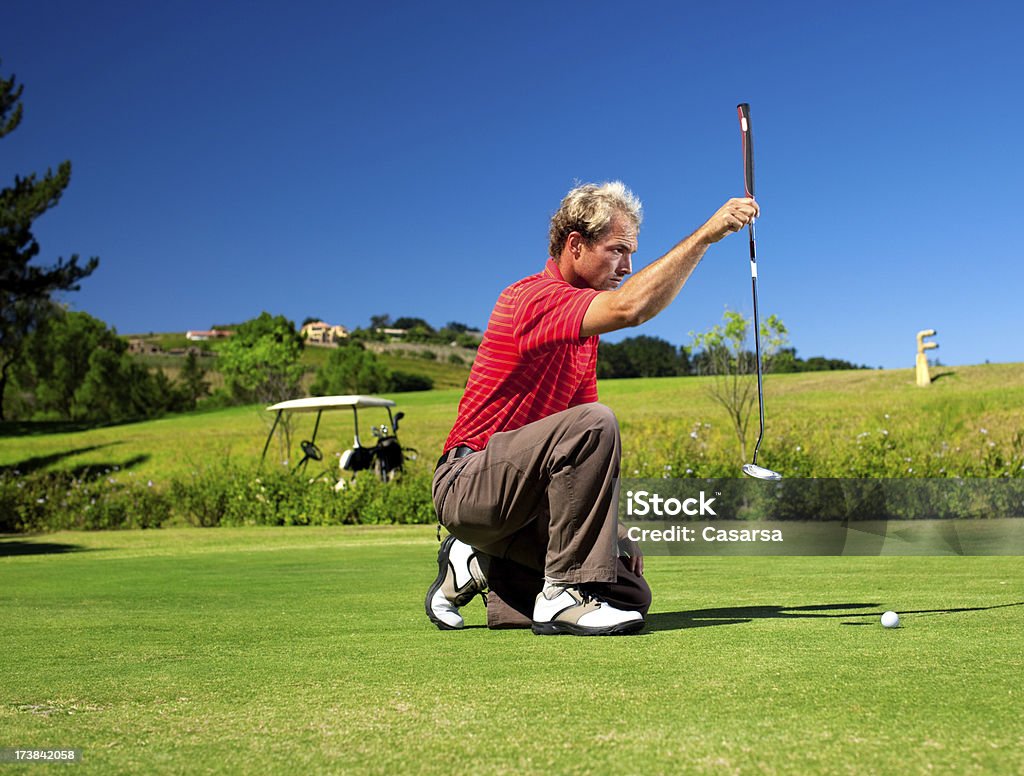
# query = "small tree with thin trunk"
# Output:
<box><xmin>690</xmin><ymin>309</ymin><xmax>788</xmax><ymax>462</ymax></box>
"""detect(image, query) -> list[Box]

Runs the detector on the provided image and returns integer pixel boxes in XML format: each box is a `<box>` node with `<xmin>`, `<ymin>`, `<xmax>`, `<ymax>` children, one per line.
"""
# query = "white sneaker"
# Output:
<box><xmin>424</xmin><ymin>535</ymin><xmax>488</xmax><ymax>630</ymax></box>
<box><xmin>531</xmin><ymin>586</ymin><xmax>644</xmax><ymax>636</ymax></box>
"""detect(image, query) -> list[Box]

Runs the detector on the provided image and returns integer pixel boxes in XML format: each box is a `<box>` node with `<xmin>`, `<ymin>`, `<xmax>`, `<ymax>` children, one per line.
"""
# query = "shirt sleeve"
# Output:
<box><xmin>513</xmin><ymin>279</ymin><xmax>602</xmax><ymax>359</ymax></box>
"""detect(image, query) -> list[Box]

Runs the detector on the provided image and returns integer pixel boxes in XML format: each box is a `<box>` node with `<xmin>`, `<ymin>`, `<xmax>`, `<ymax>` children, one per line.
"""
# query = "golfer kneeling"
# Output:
<box><xmin>426</xmin><ymin>181</ymin><xmax>757</xmax><ymax>635</ymax></box>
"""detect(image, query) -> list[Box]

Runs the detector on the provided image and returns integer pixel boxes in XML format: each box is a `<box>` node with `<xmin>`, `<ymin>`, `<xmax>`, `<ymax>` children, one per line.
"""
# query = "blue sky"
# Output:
<box><xmin>2</xmin><ymin>0</ymin><xmax>1021</xmax><ymax>368</ymax></box>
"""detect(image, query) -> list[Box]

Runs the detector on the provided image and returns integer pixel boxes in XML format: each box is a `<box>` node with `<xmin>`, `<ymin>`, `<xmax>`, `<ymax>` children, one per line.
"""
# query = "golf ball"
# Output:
<box><xmin>881</xmin><ymin>611</ymin><xmax>900</xmax><ymax>628</ymax></box>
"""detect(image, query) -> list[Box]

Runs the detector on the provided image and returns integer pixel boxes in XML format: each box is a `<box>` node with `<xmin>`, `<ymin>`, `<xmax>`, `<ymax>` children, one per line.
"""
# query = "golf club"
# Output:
<box><xmin>736</xmin><ymin>103</ymin><xmax>781</xmax><ymax>481</ymax></box>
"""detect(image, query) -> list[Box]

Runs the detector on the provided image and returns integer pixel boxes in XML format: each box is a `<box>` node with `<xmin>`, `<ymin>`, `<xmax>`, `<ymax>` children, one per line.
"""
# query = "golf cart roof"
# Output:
<box><xmin>266</xmin><ymin>395</ymin><xmax>397</xmax><ymax>413</ymax></box>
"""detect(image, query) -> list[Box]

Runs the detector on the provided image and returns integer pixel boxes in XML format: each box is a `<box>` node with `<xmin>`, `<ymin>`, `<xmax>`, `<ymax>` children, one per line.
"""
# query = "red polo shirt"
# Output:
<box><xmin>444</xmin><ymin>259</ymin><xmax>603</xmax><ymax>453</ymax></box>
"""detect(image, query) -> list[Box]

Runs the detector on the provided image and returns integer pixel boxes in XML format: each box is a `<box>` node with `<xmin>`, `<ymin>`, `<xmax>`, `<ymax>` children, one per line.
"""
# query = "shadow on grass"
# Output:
<box><xmin>1</xmin><ymin>450</ymin><xmax>150</xmax><ymax>481</ymax></box>
<box><xmin>1</xmin><ymin>444</ymin><xmax>121</xmax><ymax>474</ymax></box>
<box><xmin>839</xmin><ymin>600</ymin><xmax>1024</xmax><ymax>625</ymax></box>
<box><xmin>646</xmin><ymin>602</ymin><xmax>879</xmax><ymax>631</ymax></box>
<box><xmin>929</xmin><ymin>370</ymin><xmax>957</xmax><ymax>383</ymax></box>
<box><xmin>0</xmin><ymin>540</ymin><xmax>88</xmax><ymax>557</ymax></box>
<box><xmin>646</xmin><ymin>601</ymin><xmax>1024</xmax><ymax>631</ymax></box>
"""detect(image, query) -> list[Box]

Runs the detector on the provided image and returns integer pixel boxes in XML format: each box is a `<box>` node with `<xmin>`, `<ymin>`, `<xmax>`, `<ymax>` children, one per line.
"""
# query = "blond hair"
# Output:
<box><xmin>548</xmin><ymin>181</ymin><xmax>642</xmax><ymax>258</ymax></box>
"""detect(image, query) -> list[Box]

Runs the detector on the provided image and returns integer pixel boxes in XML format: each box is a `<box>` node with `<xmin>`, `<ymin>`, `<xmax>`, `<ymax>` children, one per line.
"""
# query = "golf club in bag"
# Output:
<box><xmin>737</xmin><ymin>103</ymin><xmax>781</xmax><ymax>481</ymax></box>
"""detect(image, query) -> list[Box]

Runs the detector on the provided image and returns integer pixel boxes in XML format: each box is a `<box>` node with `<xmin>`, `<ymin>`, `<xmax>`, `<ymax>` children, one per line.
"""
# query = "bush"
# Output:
<box><xmin>1</xmin><ymin>458</ymin><xmax>437</xmax><ymax>533</ymax></box>
<box><xmin>0</xmin><ymin>468</ymin><xmax>170</xmax><ymax>532</ymax></box>
<box><xmin>169</xmin><ymin>459</ymin><xmax>436</xmax><ymax>527</ymax></box>
<box><xmin>390</xmin><ymin>371</ymin><xmax>434</xmax><ymax>392</ymax></box>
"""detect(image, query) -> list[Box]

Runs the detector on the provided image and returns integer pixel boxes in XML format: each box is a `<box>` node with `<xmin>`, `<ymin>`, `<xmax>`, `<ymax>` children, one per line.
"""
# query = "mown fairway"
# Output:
<box><xmin>4</xmin><ymin>363</ymin><xmax>1024</xmax><ymax>482</ymax></box>
<box><xmin>2</xmin><ymin>527</ymin><xmax>1022</xmax><ymax>774</ymax></box>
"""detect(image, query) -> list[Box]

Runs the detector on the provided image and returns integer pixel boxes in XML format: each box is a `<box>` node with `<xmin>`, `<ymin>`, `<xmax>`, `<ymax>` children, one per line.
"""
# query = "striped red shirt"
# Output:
<box><xmin>444</xmin><ymin>259</ymin><xmax>602</xmax><ymax>453</ymax></box>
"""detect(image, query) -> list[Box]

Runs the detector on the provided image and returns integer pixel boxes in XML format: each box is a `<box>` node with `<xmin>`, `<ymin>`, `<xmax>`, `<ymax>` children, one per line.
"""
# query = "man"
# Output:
<box><xmin>426</xmin><ymin>182</ymin><xmax>758</xmax><ymax>635</ymax></box>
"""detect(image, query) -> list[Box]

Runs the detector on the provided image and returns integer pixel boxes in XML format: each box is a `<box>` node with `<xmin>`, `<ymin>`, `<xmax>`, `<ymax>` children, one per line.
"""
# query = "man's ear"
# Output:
<box><xmin>566</xmin><ymin>231</ymin><xmax>584</xmax><ymax>259</ymax></box>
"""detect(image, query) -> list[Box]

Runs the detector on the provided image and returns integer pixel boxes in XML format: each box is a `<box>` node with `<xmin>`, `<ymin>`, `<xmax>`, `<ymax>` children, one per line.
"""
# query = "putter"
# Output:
<box><xmin>737</xmin><ymin>103</ymin><xmax>781</xmax><ymax>481</ymax></box>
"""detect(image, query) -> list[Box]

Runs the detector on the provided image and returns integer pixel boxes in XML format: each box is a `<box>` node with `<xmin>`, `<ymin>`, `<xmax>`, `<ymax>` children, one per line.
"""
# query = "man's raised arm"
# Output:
<box><xmin>580</xmin><ymin>197</ymin><xmax>759</xmax><ymax>338</ymax></box>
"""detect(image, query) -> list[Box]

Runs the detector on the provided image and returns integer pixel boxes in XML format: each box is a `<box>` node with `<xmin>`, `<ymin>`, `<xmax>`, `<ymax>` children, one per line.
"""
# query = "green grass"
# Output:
<box><xmin>2</xmin><ymin>526</ymin><xmax>1021</xmax><ymax>774</ymax></box>
<box><xmin>3</xmin><ymin>363</ymin><xmax>1024</xmax><ymax>481</ymax></box>
<box><xmin>377</xmin><ymin>353</ymin><xmax>471</xmax><ymax>390</ymax></box>
<box><xmin>126</xmin><ymin>335</ymin><xmax>474</xmax><ymax>393</ymax></box>
<box><xmin>0</xmin><ymin>389</ymin><xmax>464</xmax><ymax>481</ymax></box>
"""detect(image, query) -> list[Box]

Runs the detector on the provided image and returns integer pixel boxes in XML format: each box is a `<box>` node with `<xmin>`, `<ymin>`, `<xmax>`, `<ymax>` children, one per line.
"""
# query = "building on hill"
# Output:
<box><xmin>301</xmin><ymin>321</ymin><xmax>350</xmax><ymax>346</ymax></box>
<box><xmin>186</xmin><ymin>329</ymin><xmax>233</xmax><ymax>341</ymax></box>
<box><xmin>127</xmin><ymin>339</ymin><xmax>162</xmax><ymax>355</ymax></box>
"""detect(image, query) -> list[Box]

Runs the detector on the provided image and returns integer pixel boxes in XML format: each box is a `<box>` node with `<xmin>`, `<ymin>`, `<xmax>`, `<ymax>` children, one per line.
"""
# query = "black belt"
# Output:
<box><xmin>436</xmin><ymin>445</ymin><xmax>475</xmax><ymax>470</ymax></box>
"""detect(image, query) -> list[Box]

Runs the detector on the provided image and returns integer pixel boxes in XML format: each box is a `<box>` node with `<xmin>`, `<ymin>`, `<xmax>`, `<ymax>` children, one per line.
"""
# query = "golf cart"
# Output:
<box><xmin>261</xmin><ymin>395</ymin><xmax>413</xmax><ymax>487</ymax></box>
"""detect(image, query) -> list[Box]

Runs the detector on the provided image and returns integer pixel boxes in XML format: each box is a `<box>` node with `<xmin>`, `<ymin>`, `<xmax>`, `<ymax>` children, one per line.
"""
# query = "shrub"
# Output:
<box><xmin>168</xmin><ymin>458</ymin><xmax>435</xmax><ymax>527</ymax></box>
<box><xmin>2</xmin><ymin>457</ymin><xmax>437</xmax><ymax>533</ymax></box>
<box><xmin>390</xmin><ymin>371</ymin><xmax>434</xmax><ymax>392</ymax></box>
<box><xmin>0</xmin><ymin>468</ymin><xmax>170</xmax><ymax>532</ymax></box>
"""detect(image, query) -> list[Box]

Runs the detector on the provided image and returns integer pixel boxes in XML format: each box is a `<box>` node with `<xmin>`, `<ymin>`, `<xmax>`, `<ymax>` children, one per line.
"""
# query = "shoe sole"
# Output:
<box><xmin>425</xmin><ymin>535</ymin><xmax>461</xmax><ymax>630</ymax></box>
<box><xmin>531</xmin><ymin>618</ymin><xmax>645</xmax><ymax>636</ymax></box>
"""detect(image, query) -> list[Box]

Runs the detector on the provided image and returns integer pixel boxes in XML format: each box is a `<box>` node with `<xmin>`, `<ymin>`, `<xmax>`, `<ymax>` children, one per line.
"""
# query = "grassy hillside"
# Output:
<box><xmin>125</xmin><ymin>333</ymin><xmax>473</xmax><ymax>392</ymax></box>
<box><xmin>3</xmin><ymin>363</ymin><xmax>1023</xmax><ymax>482</ymax></box>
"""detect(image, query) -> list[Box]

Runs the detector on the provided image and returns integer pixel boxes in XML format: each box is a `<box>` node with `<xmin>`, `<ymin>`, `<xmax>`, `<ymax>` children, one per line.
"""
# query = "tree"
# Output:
<box><xmin>596</xmin><ymin>341</ymin><xmax>633</xmax><ymax>379</ymax></box>
<box><xmin>392</xmin><ymin>317</ymin><xmax>434</xmax><ymax>333</ymax></box>
<box><xmin>218</xmin><ymin>312</ymin><xmax>304</xmax><ymax>404</ymax></box>
<box><xmin>689</xmin><ymin>309</ymin><xmax>788</xmax><ymax>461</ymax></box>
<box><xmin>0</xmin><ymin>65</ymin><xmax>99</xmax><ymax>419</ymax></box>
<box><xmin>439</xmin><ymin>321</ymin><xmax>482</xmax><ymax>349</ymax></box>
<box><xmin>18</xmin><ymin>307</ymin><xmax>119</xmax><ymax>417</ymax></box>
<box><xmin>770</xmin><ymin>347</ymin><xmax>869</xmax><ymax>374</ymax></box>
<box><xmin>770</xmin><ymin>347</ymin><xmax>800</xmax><ymax>374</ymax></box>
<box><xmin>177</xmin><ymin>351</ymin><xmax>210</xmax><ymax>409</ymax></box>
<box><xmin>310</xmin><ymin>342</ymin><xmax>391</xmax><ymax>395</ymax></box>
<box><xmin>597</xmin><ymin>335</ymin><xmax>690</xmax><ymax>379</ymax></box>
<box><xmin>71</xmin><ymin>347</ymin><xmax>169</xmax><ymax>423</ymax></box>
<box><xmin>12</xmin><ymin>308</ymin><xmax>180</xmax><ymax>422</ymax></box>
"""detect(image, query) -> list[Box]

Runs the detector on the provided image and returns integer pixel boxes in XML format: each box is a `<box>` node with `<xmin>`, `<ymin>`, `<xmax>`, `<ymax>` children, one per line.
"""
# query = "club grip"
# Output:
<box><xmin>737</xmin><ymin>103</ymin><xmax>754</xmax><ymax>198</ymax></box>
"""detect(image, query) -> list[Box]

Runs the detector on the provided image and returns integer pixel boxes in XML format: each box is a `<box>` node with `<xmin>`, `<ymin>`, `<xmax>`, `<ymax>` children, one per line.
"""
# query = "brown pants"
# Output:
<box><xmin>433</xmin><ymin>404</ymin><xmax>651</xmax><ymax>625</ymax></box>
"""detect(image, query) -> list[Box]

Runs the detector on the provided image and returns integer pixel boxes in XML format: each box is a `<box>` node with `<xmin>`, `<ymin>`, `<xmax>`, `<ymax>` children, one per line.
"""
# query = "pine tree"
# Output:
<box><xmin>0</xmin><ymin>63</ymin><xmax>99</xmax><ymax>419</ymax></box>
<box><xmin>178</xmin><ymin>351</ymin><xmax>210</xmax><ymax>409</ymax></box>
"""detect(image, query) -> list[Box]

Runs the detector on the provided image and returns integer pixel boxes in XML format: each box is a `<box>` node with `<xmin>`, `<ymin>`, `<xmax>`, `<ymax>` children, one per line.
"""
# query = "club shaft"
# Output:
<box><xmin>749</xmin><ymin>219</ymin><xmax>765</xmax><ymax>466</ymax></box>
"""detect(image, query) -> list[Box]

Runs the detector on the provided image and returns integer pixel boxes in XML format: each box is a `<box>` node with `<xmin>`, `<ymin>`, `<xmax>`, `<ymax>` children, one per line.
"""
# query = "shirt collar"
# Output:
<box><xmin>544</xmin><ymin>258</ymin><xmax>565</xmax><ymax>281</ymax></box>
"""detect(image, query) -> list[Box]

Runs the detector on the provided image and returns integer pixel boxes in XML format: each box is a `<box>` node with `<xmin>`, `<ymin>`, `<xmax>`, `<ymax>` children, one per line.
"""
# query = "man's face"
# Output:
<box><xmin>574</xmin><ymin>214</ymin><xmax>637</xmax><ymax>291</ymax></box>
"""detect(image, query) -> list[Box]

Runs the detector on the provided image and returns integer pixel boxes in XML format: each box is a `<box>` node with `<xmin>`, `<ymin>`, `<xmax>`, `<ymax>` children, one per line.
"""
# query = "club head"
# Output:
<box><xmin>742</xmin><ymin>463</ymin><xmax>782</xmax><ymax>481</ymax></box>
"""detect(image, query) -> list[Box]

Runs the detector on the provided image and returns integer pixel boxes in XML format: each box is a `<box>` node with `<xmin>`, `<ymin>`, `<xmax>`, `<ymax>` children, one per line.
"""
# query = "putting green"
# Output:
<box><xmin>2</xmin><ymin>526</ymin><xmax>1021</xmax><ymax>774</ymax></box>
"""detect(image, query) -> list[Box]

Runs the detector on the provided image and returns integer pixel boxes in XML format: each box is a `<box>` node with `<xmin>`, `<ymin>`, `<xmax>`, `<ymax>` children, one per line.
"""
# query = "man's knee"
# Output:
<box><xmin>551</xmin><ymin>403</ymin><xmax>620</xmax><ymax>472</ymax></box>
<box><xmin>572</xmin><ymin>402</ymin><xmax>618</xmax><ymax>432</ymax></box>
<box><xmin>566</xmin><ymin>403</ymin><xmax>620</xmax><ymax>451</ymax></box>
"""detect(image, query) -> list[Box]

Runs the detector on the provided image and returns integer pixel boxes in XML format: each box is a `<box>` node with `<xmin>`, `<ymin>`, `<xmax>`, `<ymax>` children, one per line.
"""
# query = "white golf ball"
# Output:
<box><xmin>881</xmin><ymin>610</ymin><xmax>900</xmax><ymax>628</ymax></box>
